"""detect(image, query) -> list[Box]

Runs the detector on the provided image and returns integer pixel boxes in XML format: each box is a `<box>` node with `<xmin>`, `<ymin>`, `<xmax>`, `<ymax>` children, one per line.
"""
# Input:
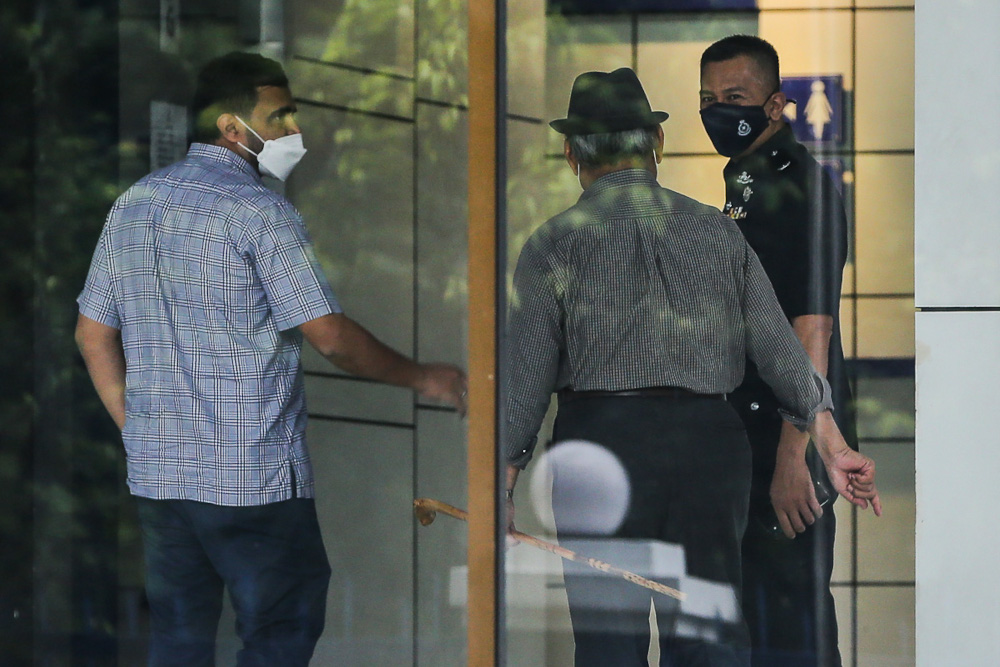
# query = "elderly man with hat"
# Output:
<box><xmin>502</xmin><ymin>68</ymin><xmax>881</xmax><ymax>666</ymax></box>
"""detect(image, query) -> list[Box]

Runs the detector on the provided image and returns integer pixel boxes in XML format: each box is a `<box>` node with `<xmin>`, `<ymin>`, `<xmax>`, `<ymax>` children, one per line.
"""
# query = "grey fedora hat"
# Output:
<box><xmin>550</xmin><ymin>67</ymin><xmax>669</xmax><ymax>135</ymax></box>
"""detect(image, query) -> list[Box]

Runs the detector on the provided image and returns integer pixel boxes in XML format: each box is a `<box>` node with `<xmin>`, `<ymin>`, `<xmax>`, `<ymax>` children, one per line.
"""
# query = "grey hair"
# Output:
<box><xmin>567</xmin><ymin>126</ymin><xmax>660</xmax><ymax>168</ymax></box>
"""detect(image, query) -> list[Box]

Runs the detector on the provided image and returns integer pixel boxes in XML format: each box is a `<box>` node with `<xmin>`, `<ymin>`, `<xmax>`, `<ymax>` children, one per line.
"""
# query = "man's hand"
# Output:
<box><xmin>808</xmin><ymin>410</ymin><xmax>882</xmax><ymax>516</ymax></box>
<box><xmin>823</xmin><ymin>447</ymin><xmax>882</xmax><ymax>515</ymax></box>
<box><xmin>771</xmin><ymin>447</ymin><xmax>823</xmax><ymax>539</ymax></box>
<box><xmin>416</xmin><ymin>363</ymin><xmax>468</xmax><ymax>415</ymax></box>
<box><xmin>301</xmin><ymin>314</ymin><xmax>468</xmax><ymax>414</ymax></box>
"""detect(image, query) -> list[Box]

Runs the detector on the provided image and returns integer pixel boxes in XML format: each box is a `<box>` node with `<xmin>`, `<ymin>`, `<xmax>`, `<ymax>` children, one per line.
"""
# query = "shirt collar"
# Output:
<box><xmin>579</xmin><ymin>168</ymin><xmax>658</xmax><ymax>201</ymax></box>
<box><xmin>187</xmin><ymin>142</ymin><xmax>261</xmax><ymax>180</ymax></box>
<box><xmin>762</xmin><ymin>123</ymin><xmax>796</xmax><ymax>152</ymax></box>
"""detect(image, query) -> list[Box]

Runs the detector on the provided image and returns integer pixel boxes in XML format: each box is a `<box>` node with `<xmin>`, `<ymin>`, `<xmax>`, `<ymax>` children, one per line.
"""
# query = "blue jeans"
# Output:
<box><xmin>135</xmin><ymin>497</ymin><xmax>331</xmax><ymax>667</ymax></box>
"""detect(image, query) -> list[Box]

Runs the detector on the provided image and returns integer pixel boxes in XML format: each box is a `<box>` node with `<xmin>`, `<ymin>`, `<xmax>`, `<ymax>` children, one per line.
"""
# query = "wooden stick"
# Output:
<box><xmin>413</xmin><ymin>497</ymin><xmax>686</xmax><ymax>601</ymax></box>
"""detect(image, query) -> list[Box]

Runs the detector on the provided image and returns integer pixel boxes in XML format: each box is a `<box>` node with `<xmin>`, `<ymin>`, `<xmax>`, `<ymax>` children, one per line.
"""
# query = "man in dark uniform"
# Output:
<box><xmin>699</xmin><ymin>35</ymin><xmax>857</xmax><ymax>666</ymax></box>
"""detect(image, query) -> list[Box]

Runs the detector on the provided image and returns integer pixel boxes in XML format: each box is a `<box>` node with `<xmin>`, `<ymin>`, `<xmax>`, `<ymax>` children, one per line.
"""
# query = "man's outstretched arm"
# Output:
<box><xmin>75</xmin><ymin>313</ymin><xmax>127</xmax><ymax>430</ymax></box>
<box><xmin>300</xmin><ymin>313</ymin><xmax>467</xmax><ymax>414</ymax></box>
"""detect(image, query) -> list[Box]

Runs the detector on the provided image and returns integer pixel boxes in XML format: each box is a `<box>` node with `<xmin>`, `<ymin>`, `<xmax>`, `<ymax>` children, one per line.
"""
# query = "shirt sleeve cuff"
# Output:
<box><xmin>506</xmin><ymin>438</ymin><xmax>536</xmax><ymax>469</ymax></box>
<box><xmin>77</xmin><ymin>298</ymin><xmax>121</xmax><ymax>330</ymax></box>
<box><xmin>778</xmin><ymin>373</ymin><xmax>834</xmax><ymax>431</ymax></box>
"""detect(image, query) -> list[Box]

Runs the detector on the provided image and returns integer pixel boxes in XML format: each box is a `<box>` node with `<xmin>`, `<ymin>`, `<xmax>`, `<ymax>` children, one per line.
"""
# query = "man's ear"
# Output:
<box><xmin>654</xmin><ymin>125</ymin><xmax>664</xmax><ymax>164</ymax></box>
<box><xmin>564</xmin><ymin>138</ymin><xmax>579</xmax><ymax>175</ymax></box>
<box><xmin>766</xmin><ymin>92</ymin><xmax>788</xmax><ymax>122</ymax></box>
<box><xmin>216</xmin><ymin>113</ymin><xmax>241</xmax><ymax>143</ymax></box>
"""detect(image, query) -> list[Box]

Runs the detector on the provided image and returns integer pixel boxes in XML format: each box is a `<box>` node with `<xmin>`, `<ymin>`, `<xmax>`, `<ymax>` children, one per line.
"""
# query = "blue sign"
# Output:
<box><xmin>781</xmin><ymin>75</ymin><xmax>844</xmax><ymax>147</ymax></box>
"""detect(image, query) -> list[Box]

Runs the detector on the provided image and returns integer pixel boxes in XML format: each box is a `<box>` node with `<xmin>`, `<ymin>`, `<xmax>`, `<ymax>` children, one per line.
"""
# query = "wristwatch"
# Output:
<box><xmin>505</xmin><ymin>488</ymin><xmax>514</xmax><ymax>501</ymax></box>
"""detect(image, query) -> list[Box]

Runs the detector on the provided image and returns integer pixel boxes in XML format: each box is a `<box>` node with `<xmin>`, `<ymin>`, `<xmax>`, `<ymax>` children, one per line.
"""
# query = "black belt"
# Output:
<box><xmin>558</xmin><ymin>386</ymin><xmax>726</xmax><ymax>401</ymax></box>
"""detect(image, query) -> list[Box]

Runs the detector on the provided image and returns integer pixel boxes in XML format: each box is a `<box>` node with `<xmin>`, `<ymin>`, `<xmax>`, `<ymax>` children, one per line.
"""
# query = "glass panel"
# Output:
<box><xmin>856</xmin><ymin>0</ymin><xmax>913</xmax><ymax>6</ymax></box>
<box><xmin>7</xmin><ymin>0</ymin><xmax>472</xmax><ymax>662</ymax></box>
<box><xmin>856</xmin><ymin>442</ymin><xmax>915</xmax><ymax>582</ymax></box>
<box><xmin>417</xmin><ymin>0</ymin><xmax>469</xmax><ymax>106</ymax></box>
<box><xmin>856</xmin><ymin>587</ymin><xmax>915</xmax><ymax>666</ymax></box>
<box><xmin>287</xmin><ymin>57</ymin><xmax>415</xmax><ymax>119</ymax></box>
<box><xmin>293</xmin><ymin>104</ymin><xmax>415</xmax><ymax>355</ymax></box>
<box><xmin>416</xmin><ymin>103</ymin><xmax>469</xmax><ymax>369</ymax></box>
<box><xmin>855</xmin><ymin>154</ymin><xmax>915</xmax><ymax>295</ymax></box>
<box><xmin>309</xmin><ymin>420</ymin><xmax>416</xmax><ymax>663</ymax></box>
<box><xmin>856</xmin><ymin>9</ymin><xmax>914</xmax><ymax>151</ymax></box>
<box><xmin>759</xmin><ymin>0</ymin><xmax>851</xmax><ymax>7</ymax></box>
<box><xmin>508</xmin><ymin>0</ymin><xmax>548</xmax><ymax>119</ymax></box>
<box><xmin>502</xmin><ymin>4</ymin><xmax>914</xmax><ymax>666</ymax></box>
<box><xmin>856</xmin><ymin>296</ymin><xmax>915</xmax><ymax>358</ymax></box>
<box><xmin>415</xmin><ymin>409</ymin><xmax>469</xmax><ymax>666</ymax></box>
<box><xmin>288</xmin><ymin>0</ymin><xmax>415</xmax><ymax>74</ymax></box>
<box><xmin>855</xmin><ymin>370</ymin><xmax>915</xmax><ymax>440</ymax></box>
<box><xmin>832</xmin><ymin>586</ymin><xmax>856</xmax><ymax>663</ymax></box>
<box><xmin>6</xmin><ymin>0</ymin><xmax>926</xmax><ymax>662</ymax></box>
<box><xmin>759</xmin><ymin>10</ymin><xmax>855</xmax><ymax>92</ymax></box>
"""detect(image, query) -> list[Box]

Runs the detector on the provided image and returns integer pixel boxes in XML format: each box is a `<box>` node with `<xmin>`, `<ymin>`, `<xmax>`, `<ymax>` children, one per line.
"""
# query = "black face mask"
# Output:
<box><xmin>700</xmin><ymin>102</ymin><xmax>770</xmax><ymax>158</ymax></box>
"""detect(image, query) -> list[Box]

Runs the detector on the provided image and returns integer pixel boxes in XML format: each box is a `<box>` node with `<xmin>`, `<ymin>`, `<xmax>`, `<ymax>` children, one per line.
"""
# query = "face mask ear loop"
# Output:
<box><xmin>234</xmin><ymin>115</ymin><xmax>264</xmax><ymax>157</ymax></box>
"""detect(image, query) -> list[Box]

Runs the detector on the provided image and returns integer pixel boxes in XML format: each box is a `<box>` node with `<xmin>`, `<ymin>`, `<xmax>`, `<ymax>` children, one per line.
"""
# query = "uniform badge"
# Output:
<box><xmin>723</xmin><ymin>203</ymin><xmax>747</xmax><ymax>220</ymax></box>
<box><xmin>743</xmin><ymin>186</ymin><xmax>753</xmax><ymax>202</ymax></box>
<box><xmin>736</xmin><ymin>171</ymin><xmax>753</xmax><ymax>185</ymax></box>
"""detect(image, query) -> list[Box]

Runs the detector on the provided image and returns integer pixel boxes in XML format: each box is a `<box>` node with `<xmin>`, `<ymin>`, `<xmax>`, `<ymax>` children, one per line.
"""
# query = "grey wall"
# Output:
<box><xmin>915</xmin><ymin>1</ymin><xmax>1000</xmax><ymax>664</ymax></box>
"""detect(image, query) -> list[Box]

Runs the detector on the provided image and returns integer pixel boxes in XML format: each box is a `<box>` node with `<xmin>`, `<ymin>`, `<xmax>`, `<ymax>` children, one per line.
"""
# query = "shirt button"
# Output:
<box><xmin>750</xmin><ymin>402</ymin><xmax>760</xmax><ymax>411</ymax></box>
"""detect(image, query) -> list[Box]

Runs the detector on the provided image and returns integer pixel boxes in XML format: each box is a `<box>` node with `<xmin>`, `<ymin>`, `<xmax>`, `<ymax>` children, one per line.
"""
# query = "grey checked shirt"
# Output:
<box><xmin>78</xmin><ymin>143</ymin><xmax>341</xmax><ymax>505</ymax></box>
<box><xmin>505</xmin><ymin>169</ymin><xmax>830</xmax><ymax>467</ymax></box>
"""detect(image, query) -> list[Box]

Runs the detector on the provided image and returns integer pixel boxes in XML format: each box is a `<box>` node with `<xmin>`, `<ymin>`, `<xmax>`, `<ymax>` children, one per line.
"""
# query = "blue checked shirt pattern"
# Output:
<box><xmin>78</xmin><ymin>143</ymin><xmax>341</xmax><ymax>505</ymax></box>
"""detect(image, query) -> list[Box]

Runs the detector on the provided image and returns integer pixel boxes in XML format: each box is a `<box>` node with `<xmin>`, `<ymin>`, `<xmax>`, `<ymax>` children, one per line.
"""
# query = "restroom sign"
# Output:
<box><xmin>781</xmin><ymin>75</ymin><xmax>844</xmax><ymax>147</ymax></box>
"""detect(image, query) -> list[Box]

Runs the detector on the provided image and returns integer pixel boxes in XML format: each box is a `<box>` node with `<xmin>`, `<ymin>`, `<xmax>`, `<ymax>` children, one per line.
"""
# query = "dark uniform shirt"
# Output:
<box><xmin>723</xmin><ymin>125</ymin><xmax>858</xmax><ymax>472</ymax></box>
<box><xmin>504</xmin><ymin>168</ymin><xmax>833</xmax><ymax>468</ymax></box>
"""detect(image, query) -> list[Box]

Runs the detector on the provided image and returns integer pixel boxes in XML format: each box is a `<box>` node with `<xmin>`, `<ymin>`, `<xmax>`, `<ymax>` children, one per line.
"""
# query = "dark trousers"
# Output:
<box><xmin>551</xmin><ymin>394</ymin><xmax>753</xmax><ymax>667</ymax></box>
<box><xmin>735</xmin><ymin>399</ymin><xmax>842</xmax><ymax>667</ymax></box>
<box><xmin>135</xmin><ymin>497</ymin><xmax>332</xmax><ymax>667</ymax></box>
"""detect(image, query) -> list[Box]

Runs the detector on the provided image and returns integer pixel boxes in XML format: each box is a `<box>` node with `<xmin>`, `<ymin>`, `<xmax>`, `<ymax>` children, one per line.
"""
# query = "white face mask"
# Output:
<box><xmin>235</xmin><ymin>115</ymin><xmax>307</xmax><ymax>181</ymax></box>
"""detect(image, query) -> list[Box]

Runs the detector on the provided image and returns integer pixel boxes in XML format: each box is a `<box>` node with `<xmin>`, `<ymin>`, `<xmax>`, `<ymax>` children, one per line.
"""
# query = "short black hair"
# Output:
<box><xmin>191</xmin><ymin>52</ymin><xmax>289</xmax><ymax>143</ymax></box>
<box><xmin>701</xmin><ymin>35</ymin><xmax>780</xmax><ymax>93</ymax></box>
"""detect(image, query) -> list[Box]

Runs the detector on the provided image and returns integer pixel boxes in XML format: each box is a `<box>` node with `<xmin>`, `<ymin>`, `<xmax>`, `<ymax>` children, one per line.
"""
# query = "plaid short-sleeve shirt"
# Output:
<box><xmin>78</xmin><ymin>143</ymin><xmax>341</xmax><ymax>505</ymax></box>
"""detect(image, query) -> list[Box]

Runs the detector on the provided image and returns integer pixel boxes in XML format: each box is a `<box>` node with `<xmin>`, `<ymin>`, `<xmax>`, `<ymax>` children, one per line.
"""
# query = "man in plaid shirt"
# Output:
<box><xmin>75</xmin><ymin>52</ymin><xmax>466</xmax><ymax>666</ymax></box>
